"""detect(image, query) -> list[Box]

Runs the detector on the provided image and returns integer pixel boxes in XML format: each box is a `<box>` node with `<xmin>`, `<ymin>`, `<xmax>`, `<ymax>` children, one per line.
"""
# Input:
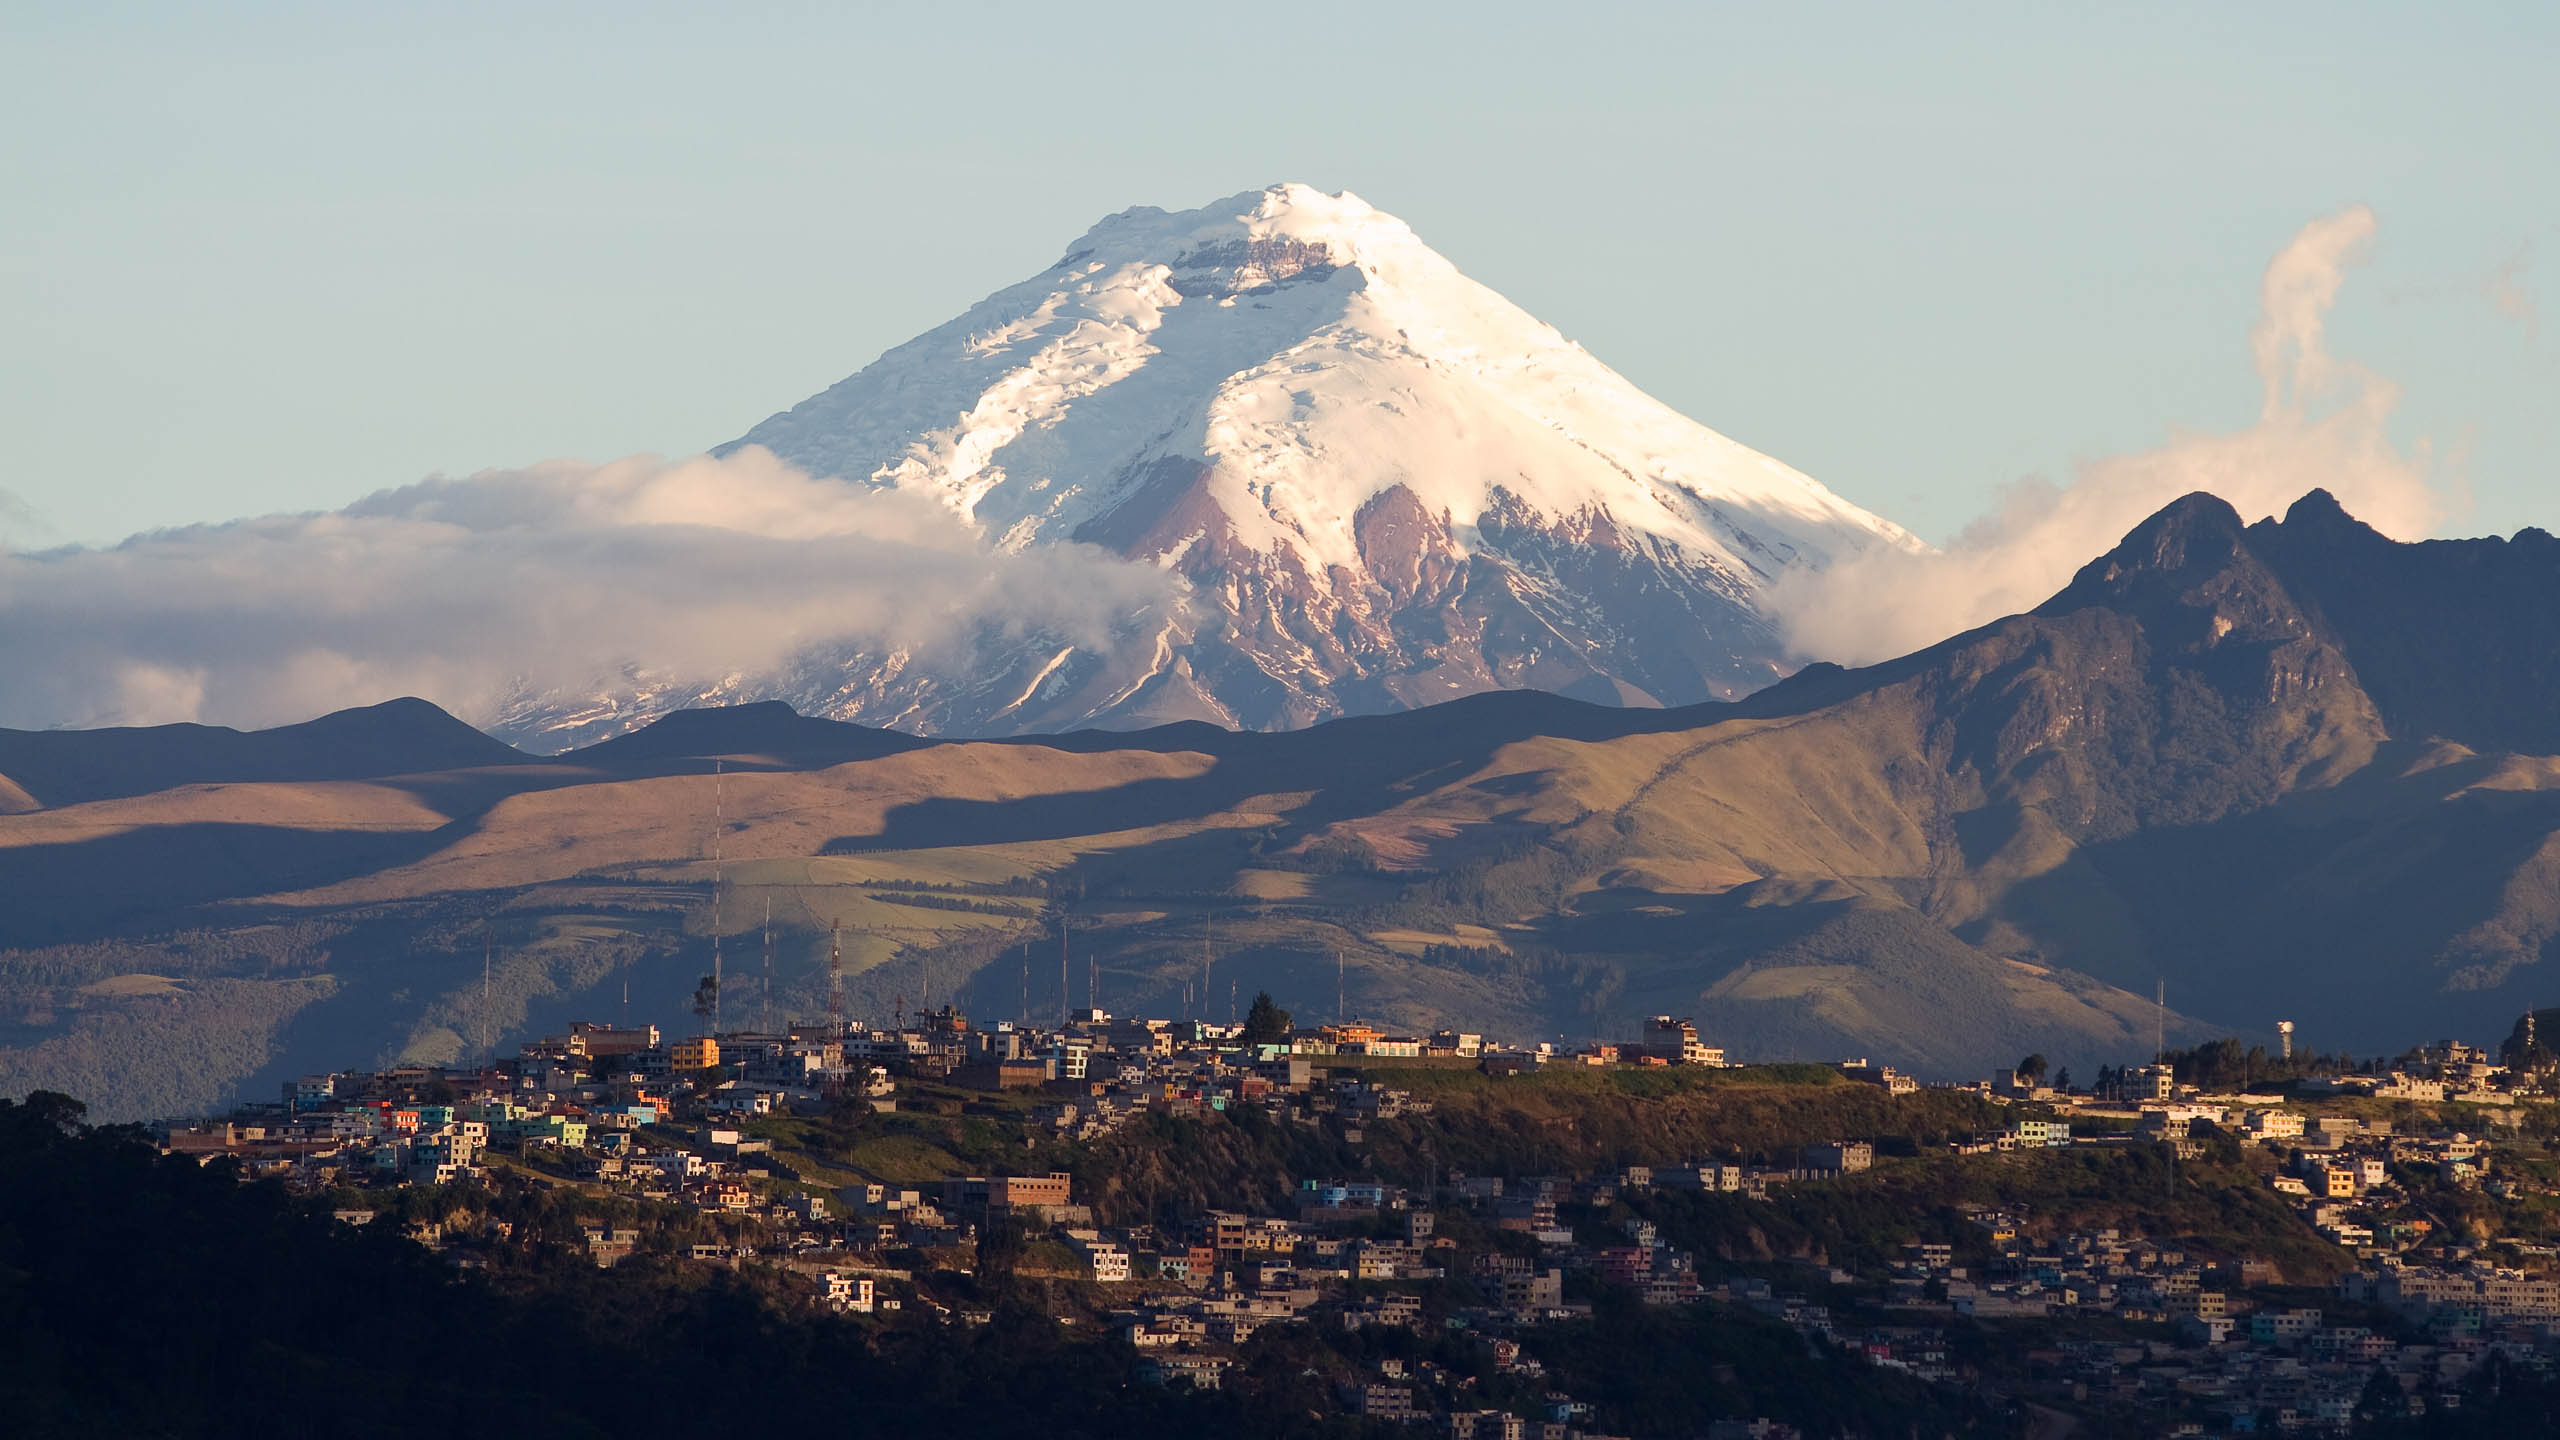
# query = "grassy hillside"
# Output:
<box><xmin>1039</xmin><ymin>1067</ymin><xmax>2008</xmax><ymax>1229</ymax></box>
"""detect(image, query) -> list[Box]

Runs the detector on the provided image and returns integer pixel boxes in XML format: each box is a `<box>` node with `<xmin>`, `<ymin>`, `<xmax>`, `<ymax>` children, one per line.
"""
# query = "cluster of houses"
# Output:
<box><xmin>152</xmin><ymin>1006</ymin><xmax>1758</xmax><ymax>1219</ymax></box>
<box><xmin>1101</xmin><ymin>1169</ymin><xmax>1977</xmax><ymax>1436</ymax></box>
<box><xmin>2032</xmin><ymin>1288</ymin><xmax>2543</xmax><ymax>1431</ymax></box>
<box><xmin>1905</xmin><ymin>1215</ymin><xmax>2282</xmax><ymax>1335</ymax></box>
<box><xmin>2035</xmin><ymin>1327</ymin><xmax>2454</xmax><ymax>1433</ymax></box>
<box><xmin>159</xmin><ymin>1019</ymin><xmax>873</xmax><ymax>1223</ymax></box>
<box><xmin>1112</xmin><ymin>1154</ymin><xmax>2058</xmax><ymax>1423</ymax></box>
<box><xmin>2294</xmin><ymin>1040</ymin><xmax>2551</xmax><ymax>1109</ymax></box>
<box><xmin>1883</xmin><ymin>1211</ymin><xmax>2560</xmax><ymax>1430</ymax></box>
<box><xmin>1964</xmin><ymin>1038</ymin><xmax>2551</xmax><ymax>1266</ymax></box>
<box><xmin>145</xmin><ymin>999</ymin><xmax>2560</xmax><ymax>1437</ymax></box>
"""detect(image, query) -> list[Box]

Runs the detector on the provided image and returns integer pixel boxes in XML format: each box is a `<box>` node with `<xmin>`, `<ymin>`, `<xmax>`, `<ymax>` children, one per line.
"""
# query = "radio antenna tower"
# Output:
<box><xmin>1199</xmin><ymin>912</ymin><xmax>1214</xmax><ymax>1021</ymax></box>
<box><xmin>1337</xmin><ymin>947</ymin><xmax>1346</xmax><ymax>1025</ymax></box>
<box><xmin>2154</xmin><ymin>979</ymin><xmax>2165</xmax><ymax>1065</ymax></box>
<box><xmin>761</xmin><ymin>895</ymin><xmax>775</xmax><ymax>1036</ymax></box>
<box><xmin>708</xmin><ymin>759</ymin><xmax>724</xmax><ymax>1036</ymax></box>
<box><xmin>481</xmin><ymin>912</ymin><xmax>494</xmax><ymax>1071</ymax></box>
<box><xmin>826</xmin><ymin>918</ymin><xmax>845</xmax><ymax>1039</ymax></box>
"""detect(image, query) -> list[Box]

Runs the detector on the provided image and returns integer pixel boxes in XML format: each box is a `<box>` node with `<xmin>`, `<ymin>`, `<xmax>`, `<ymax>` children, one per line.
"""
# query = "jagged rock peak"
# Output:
<box><xmin>2279</xmin><ymin>486</ymin><xmax>2362</xmax><ymax>532</ymax></box>
<box><xmin>2118</xmin><ymin>490</ymin><xmax>2250</xmax><ymax>562</ymax></box>
<box><xmin>2038</xmin><ymin>491</ymin><xmax>2256</xmax><ymax>618</ymax></box>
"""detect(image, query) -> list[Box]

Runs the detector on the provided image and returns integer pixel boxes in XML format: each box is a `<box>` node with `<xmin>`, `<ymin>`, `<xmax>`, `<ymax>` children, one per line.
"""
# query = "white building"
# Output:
<box><xmin>2242</xmin><ymin>1110</ymin><xmax>2306</xmax><ymax>1140</ymax></box>
<box><xmin>817</xmin><ymin>1271</ymin><xmax>876</xmax><ymax>1313</ymax></box>
<box><xmin>1642</xmin><ymin>1016</ymin><xmax>1725</xmax><ymax>1066</ymax></box>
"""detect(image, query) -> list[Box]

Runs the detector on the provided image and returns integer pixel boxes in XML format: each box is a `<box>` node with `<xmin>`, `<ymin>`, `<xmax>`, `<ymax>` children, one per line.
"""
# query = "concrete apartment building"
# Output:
<box><xmin>1641</xmin><ymin>1016</ymin><xmax>1726</xmax><ymax>1067</ymax></box>
<box><xmin>1804</xmin><ymin>1142</ymin><xmax>1874</xmax><ymax>1175</ymax></box>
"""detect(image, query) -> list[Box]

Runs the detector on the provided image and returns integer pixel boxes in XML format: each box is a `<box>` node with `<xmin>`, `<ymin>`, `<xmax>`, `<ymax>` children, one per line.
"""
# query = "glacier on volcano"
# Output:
<box><xmin>499</xmin><ymin>184</ymin><xmax>1917</xmax><ymax>747</ymax></box>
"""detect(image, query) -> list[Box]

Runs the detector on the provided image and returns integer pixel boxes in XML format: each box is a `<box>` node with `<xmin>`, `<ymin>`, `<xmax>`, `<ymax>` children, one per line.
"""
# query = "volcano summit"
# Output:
<box><xmin>511</xmin><ymin>185</ymin><xmax>1917</xmax><ymax>745</ymax></box>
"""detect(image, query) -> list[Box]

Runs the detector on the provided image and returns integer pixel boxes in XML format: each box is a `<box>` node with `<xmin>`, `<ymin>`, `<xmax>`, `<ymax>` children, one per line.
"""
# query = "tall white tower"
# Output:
<box><xmin>2277</xmin><ymin>1020</ymin><xmax>2294</xmax><ymax>1062</ymax></box>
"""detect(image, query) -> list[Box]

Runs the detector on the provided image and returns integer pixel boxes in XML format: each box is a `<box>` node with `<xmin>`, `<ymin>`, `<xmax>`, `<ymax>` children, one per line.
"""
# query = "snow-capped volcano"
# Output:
<box><xmin>515</xmin><ymin>185</ymin><xmax>1918</xmax><ymax>743</ymax></box>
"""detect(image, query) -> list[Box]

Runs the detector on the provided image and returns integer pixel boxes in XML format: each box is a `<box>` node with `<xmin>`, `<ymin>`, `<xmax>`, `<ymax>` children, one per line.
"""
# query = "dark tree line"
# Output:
<box><xmin>0</xmin><ymin>1092</ymin><xmax>1246</xmax><ymax>1440</ymax></box>
<box><xmin>2154</xmin><ymin>1036</ymin><xmax>2376</xmax><ymax>1091</ymax></box>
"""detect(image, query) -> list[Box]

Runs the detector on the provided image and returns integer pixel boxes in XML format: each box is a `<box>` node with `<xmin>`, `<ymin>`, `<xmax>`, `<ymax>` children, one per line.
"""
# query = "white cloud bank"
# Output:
<box><xmin>1770</xmin><ymin>206</ymin><xmax>2456</xmax><ymax>666</ymax></box>
<box><xmin>0</xmin><ymin>447</ymin><xmax>1182</xmax><ymax>733</ymax></box>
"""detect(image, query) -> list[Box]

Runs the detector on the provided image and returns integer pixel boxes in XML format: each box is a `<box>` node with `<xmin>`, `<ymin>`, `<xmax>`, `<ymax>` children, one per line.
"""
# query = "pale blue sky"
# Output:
<box><xmin>4</xmin><ymin>2</ymin><xmax>2553</xmax><ymax>548</ymax></box>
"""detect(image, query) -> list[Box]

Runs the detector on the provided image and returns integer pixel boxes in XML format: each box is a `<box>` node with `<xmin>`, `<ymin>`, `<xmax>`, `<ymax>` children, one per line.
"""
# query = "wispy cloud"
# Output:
<box><xmin>1770</xmin><ymin>206</ymin><xmax>2455</xmax><ymax>666</ymax></box>
<box><xmin>0</xmin><ymin>448</ymin><xmax>1183</xmax><ymax>733</ymax></box>
<box><xmin>2487</xmin><ymin>240</ymin><xmax>2537</xmax><ymax>340</ymax></box>
<box><xmin>0</xmin><ymin>487</ymin><xmax>48</xmax><ymax>548</ymax></box>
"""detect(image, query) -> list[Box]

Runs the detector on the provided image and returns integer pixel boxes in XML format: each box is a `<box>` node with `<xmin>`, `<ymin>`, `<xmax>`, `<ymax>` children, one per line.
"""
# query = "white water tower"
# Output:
<box><xmin>2277</xmin><ymin>1020</ymin><xmax>2294</xmax><ymax>1062</ymax></box>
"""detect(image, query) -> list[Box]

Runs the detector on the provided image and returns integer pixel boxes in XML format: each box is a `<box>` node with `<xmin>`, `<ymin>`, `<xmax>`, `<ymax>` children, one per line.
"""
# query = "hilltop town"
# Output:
<box><xmin>124</xmin><ymin>997</ymin><xmax>2560</xmax><ymax>1439</ymax></box>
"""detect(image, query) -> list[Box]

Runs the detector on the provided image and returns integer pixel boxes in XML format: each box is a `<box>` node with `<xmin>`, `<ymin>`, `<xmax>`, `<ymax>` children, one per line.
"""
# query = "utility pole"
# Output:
<box><xmin>1337</xmin><ymin>947</ymin><xmax>1346</xmax><ymax>1026</ymax></box>
<box><xmin>2154</xmin><ymin>979</ymin><xmax>2165</xmax><ymax>1065</ymax></box>
<box><xmin>761</xmin><ymin>896</ymin><xmax>774</xmax><ymax>1036</ymax></box>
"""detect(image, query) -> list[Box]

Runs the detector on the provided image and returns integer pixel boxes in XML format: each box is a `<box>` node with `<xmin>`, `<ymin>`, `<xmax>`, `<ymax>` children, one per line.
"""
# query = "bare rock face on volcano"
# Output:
<box><xmin>496</xmin><ymin>185</ymin><xmax>1916</xmax><ymax>748</ymax></box>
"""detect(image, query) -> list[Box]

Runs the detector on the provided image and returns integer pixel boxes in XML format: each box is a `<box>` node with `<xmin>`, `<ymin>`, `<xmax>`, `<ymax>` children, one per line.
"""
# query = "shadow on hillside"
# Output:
<box><xmin>822</xmin><ymin>689</ymin><xmax>1699</xmax><ymax>857</ymax></box>
<box><xmin>0</xmin><ymin>824</ymin><xmax>463</xmax><ymax>945</ymax></box>
<box><xmin>822</xmin><ymin>762</ymin><xmax>1280</xmax><ymax>856</ymax></box>
<box><xmin>1990</xmin><ymin>751</ymin><xmax>2560</xmax><ymax>1052</ymax></box>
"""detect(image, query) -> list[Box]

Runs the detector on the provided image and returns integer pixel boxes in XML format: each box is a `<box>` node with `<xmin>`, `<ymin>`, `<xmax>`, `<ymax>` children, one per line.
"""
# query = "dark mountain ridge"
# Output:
<box><xmin>7</xmin><ymin>488</ymin><xmax>2560</xmax><ymax>1120</ymax></box>
<box><xmin>560</xmin><ymin>699</ymin><xmax>934</xmax><ymax>775</ymax></box>
<box><xmin>2247</xmin><ymin>490</ymin><xmax>2560</xmax><ymax>755</ymax></box>
<box><xmin>1866</xmin><ymin>488</ymin><xmax>2560</xmax><ymax>1043</ymax></box>
<box><xmin>0</xmin><ymin>697</ymin><xmax>530</xmax><ymax>810</ymax></box>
